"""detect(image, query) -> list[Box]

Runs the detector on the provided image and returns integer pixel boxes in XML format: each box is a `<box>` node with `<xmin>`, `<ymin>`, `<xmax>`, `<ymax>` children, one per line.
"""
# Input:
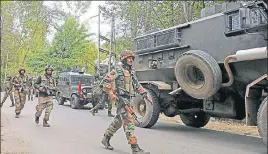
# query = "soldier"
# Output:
<box><xmin>91</xmin><ymin>61</ymin><xmax>115</xmax><ymax>117</ymax></box>
<box><xmin>13</xmin><ymin>67</ymin><xmax>29</xmax><ymax>118</ymax></box>
<box><xmin>0</xmin><ymin>76</ymin><xmax>15</xmax><ymax>107</ymax></box>
<box><xmin>27</xmin><ymin>76</ymin><xmax>34</xmax><ymax>101</ymax></box>
<box><xmin>101</xmin><ymin>50</ymin><xmax>150</xmax><ymax>154</ymax></box>
<box><xmin>91</xmin><ymin>90</ymin><xmax>115</xmax><ymax>117</ymax></box>
<box><xmin>91</xmin><ymin>73</ymin><xmax>115</xmax><ymax>117</ymax></box>
<box><xmin>34</xmin><ymin>65</ymin><xmax>57</xmax><ymax>127</ymax></box>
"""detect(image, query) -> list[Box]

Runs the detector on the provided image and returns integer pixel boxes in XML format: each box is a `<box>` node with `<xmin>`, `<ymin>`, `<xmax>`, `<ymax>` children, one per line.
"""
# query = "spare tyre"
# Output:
<box><xmin>131</xmin><ymin>88</ymin><xmax>160</xmax><ymax>128</ymax></box>
<box><xmin>175</xmin><ymin>50</ymin><xmax>222</xmax><ymax>99</ymax></box>
<box><xmin>257</xmin><ymin>97</ymin><xmax>267</xmax><ymax>146</ymax></box>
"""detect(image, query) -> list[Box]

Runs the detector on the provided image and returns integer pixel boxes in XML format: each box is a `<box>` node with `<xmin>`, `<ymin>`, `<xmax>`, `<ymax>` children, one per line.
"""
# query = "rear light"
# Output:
<box><xmin>77</xmin><ymin>80</ymin><xmax>82</xmax><ymax>97</ymax></box>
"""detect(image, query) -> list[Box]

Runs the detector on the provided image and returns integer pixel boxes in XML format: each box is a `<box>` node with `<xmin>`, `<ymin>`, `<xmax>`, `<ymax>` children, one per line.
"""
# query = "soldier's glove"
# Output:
<box><xmin>141</xmin><ymin>92</ymin><xmax>153</xmax><ymax>103</ymax></box>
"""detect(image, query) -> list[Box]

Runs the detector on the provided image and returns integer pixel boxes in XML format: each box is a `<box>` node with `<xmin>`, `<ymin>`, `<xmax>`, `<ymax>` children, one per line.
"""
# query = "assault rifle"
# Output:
<box><xmin>117</xmin><ymin>95</ymin><xmax>141</xmax><ymax>125</ymax></box>
<box><xmin>40</xmin><ymin>82</ymin><xmax>58</xmax><ymax>96</ymax></box>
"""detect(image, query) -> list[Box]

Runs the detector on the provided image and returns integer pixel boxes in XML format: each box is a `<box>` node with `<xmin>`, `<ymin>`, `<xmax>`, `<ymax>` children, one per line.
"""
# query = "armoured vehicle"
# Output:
<box><xmin>56</xmin><ymin>69</ymin><xmax>94</xmax><ymax>109</ymax></box>
<box><xmin>131</xmin><ymin>1</ymin><xmax>268</xmax><ymax>145</ymax></box>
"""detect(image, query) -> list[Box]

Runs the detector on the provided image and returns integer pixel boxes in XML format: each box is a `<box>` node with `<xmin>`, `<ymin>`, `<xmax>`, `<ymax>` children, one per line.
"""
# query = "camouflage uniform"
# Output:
<box><xmin>0</xmin><ymin>76</ymin><xmax>15</xmax><ymax>107</ymax></box>
<box><xmin>34</xmin><ymin>65</ymin><xmax>57</xmax><ymax>127</ymax></box>
<box><xmin>27</xmin><ymin>76</ymin><xmax>34</xmax><ymax>101</ymax></box>
<box><xmin>91</xmin><ymin>72</ymin><xmax>115</xmax><ymax>117</ymax></box>
<box><xmin>13</xmin><ymin>68</ymin><xmax>29</xmax><ymax>118</ymax></box>
<box><xmin>101</xmin><ymin>50</ymin><xmax>150</xmax><ymax>154</ymax></box>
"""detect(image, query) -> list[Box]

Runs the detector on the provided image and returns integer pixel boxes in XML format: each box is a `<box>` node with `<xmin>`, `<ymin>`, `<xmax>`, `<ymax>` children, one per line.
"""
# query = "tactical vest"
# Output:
<box><xmin>14</xmin><ymin>75</ymin><xmax>29</xmax><ymax>90</ymax></box>
<box><xmin>115</xmin><ymin>66</ymin><xmax>135</xmax><ymax>96</ymax></box>
<box><xmin>41</xmin><ymin>75</ymin><xmax>55</xmax><ymax>88</ymax></box>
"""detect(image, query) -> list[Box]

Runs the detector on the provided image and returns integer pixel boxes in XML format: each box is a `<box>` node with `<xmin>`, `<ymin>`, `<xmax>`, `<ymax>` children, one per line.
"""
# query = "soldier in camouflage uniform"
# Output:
<box><xmin>13</xmin><ymin>67</ymin><xmax>29</xmax><ymax>118</ymax></box>
<box><xmin>91</xmin><ymin>67</ymin><xmax>115</xmax><ymax>117</ymax></box>
<box><xmin>34</xmin><ymin>65</ymin><xmax>57</xmax><ymax>127</ymax></box>
<box><xmin>0</xmin><ymin>76</ymin><xmax>15</xmax><ymax>107</ymax></box>
<box><xmin>27</xmin><ymin>76</ymin><xmax>34</xmax><ymax>101</ymax></box>
<box><xmin>101</xmin><ymin>50</ymin><xmax>150</xmax><ymax>154</ymax></box>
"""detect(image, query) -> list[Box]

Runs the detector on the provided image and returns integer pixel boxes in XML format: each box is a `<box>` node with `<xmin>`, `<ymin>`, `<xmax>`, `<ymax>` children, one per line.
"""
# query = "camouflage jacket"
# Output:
<box><xmin>102</xmin><ymin>65</ymin><xmax>146</xmax><ymax>98</ymax></box>
<box><xmin>12</xmin><ymin>75</ymin><xmax>29</xmax><ymax>91</ymax></box>
<box><xmin>34</xmin><ymin>74</ymin><xmax>57</xmax><ymax>97</ymax></box>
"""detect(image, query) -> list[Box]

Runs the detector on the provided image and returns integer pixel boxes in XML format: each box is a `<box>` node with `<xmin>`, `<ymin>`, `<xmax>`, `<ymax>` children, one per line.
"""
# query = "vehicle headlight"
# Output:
<box><xmin>82</xmin><ymin>88</ymin><xmax>87</xmax><ymax>94</ymax></box>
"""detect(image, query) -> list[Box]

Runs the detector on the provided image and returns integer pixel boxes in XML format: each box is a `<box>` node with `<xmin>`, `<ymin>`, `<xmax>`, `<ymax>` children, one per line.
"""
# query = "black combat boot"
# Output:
<box><xmin>108</xmin><ymin>111</ymin><xmax>115</xmax><ymax>117</ymax></box>
<box><xmin>101</xmin><ymin>134</ymin><xmax>114</xmax><ymax>150</ymax></box>
<box><xmin>131</xmin><ymin>144</ymin><xmax>150</xmax><ymax>154</ymax></box>
<box><xmin>35</xmin><ymin>116</ymin><xmax>39</xmax><ymax>124</ymax></box>
<box><xmin>43</xmin><ymin>120</ymin><xmax>50</xmax><ymax>127</ymax></box>
<box><xmin>90</xmin><ymin>109</ymin><xmax>98</xmax><ymax>116</ymax></box>
<box><xmin>10</xmin><ymin>101</ymin><xmax>15</xmax><ymax>107</ymax></box>
<box><xmin>15</xmin><ymin>113</ymin><xmax>20</xmax><ymax>118</ymax></box>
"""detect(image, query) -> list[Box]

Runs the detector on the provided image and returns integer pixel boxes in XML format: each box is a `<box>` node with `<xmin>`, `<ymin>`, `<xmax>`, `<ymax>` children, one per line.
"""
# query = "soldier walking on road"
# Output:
<box><xmin>91</xmin><ymin>62</ymin><xmax>115</xmax><ymax>117</ymax></box>
<box><xmin>13</xmin><ymin>68</ymin><xmax>29</xmax><ymax>118</ymax></box>
<box><xmin>100</xmin><ymin>50</ymin><xmax>150</xmax><ymax>154</ymax></box>
<box><xmin>27</xmin><ymin>76</ymin><xmax>34</xmax><ymax>101</ymax></box>
<box><xmin>34</xmin><ymin>65</ymin><xmax>58</xmax><ymax>127</ymax></box>
<box><xmin>0</xmin><ymin>76</ymin><xmax>15</xmax><ymax>107</ymax></box>
<box><xmin>91</xmin><ymin>80</ymin><xmax>115</xmax><ymax>117</ymax></box>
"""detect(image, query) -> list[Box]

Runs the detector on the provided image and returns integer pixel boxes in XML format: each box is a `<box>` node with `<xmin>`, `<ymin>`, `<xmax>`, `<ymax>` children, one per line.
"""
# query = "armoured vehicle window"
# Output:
<box><xmin>83</xmin><ymin>77</ymin><xmax>93</xmax><ymax>85</ymax></box>
<box><xmin>71</xmin><ymin>76</ymin><xmax>92</xmax><ymax>86</ymax></box>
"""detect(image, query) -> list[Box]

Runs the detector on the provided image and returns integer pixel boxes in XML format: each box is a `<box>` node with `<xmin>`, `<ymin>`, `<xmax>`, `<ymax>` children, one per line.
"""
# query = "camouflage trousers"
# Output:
<box><xmin>104</xmin><ymin>102</ymin><xmax>137</xmax><ymax>145</ymax></box>
<box><xmin>35</xmin><ymin>97</ymin><xmax>53</xmax><ymax>121</ymax></box>
<box><xmin>27</xmin><ymin>88</ymin><xmax>34</xmax><ymax>100</ymax></box>
<box><xmin>1</xmin><ymin>90</ymin><xmax>14</xmax><ymax>104</ymax></box>
<box><xmin>94</xmin><ymin>93</ymin><xmax>113</xmax><ymax>111</ymax></box>
<box><xmin>14</xmin><ymin>91</ymin><xmax>26</xmax><ymax>114</ymax></box>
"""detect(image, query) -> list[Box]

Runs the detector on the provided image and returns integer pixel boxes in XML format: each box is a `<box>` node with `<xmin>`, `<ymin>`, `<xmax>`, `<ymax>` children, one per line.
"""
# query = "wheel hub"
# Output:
<box><xmin>139</xmin><ymin>104</ymin><xmax>145</xmax><ymax>112</ymax></box>
<box><xmin>136</xmin><ymin>101</ymin><xmax>146</xmax><ymax>117</ymax></box>
<box><xmin>184</xmin><ymin>65</ymin><xmax>205</xmax><ymax>90</ymax></box>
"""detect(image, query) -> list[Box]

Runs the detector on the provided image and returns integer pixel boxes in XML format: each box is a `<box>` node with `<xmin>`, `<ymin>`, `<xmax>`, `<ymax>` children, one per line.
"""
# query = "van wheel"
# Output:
<box><xmin>70</xmin><ymin>94</ymin><xmax>80</xmax><ymax>109</ymax></box>
<box><xmin>131</xmin><ymin>88</ymin><xmax>160</xmax><ymax>128</ymax></box>
<box><xmin>180</xmin><ymin>111</ymin><xmax>210</xmax><ymax>128</ymax></box>
<box><xmin>257</xmin><ymin>97</ymin><xmax>267</xmax><ymax>146</ymax></box>
<box><xmin>175</xmin><ymin>50</ymin><xmax>222</xmax><ymax>99</ymax></box>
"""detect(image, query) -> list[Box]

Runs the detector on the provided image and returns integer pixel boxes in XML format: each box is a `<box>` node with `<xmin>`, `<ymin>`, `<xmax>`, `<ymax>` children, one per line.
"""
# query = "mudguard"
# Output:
<box><xmin>139</xmin><ymin>81</ymin><xmax>172</xmax><ymax>90</ymax></box>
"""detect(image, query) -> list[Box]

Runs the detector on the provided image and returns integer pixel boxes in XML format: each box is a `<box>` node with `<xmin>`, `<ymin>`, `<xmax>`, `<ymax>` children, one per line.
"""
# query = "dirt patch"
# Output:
<box><xmin>159</xmin><ymin>114</ymin><xmax>259</xmax><ymax>137</ymax></box>
<box><xmin>1</xmin><ymin>115</ymin><xmax>31</xmax><ymax>154</ymax></box>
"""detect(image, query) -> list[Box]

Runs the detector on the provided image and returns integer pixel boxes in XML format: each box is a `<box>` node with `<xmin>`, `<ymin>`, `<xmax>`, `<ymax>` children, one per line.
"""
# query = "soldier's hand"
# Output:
<box><xmin>141</xmin><ymin>92</ymin><xmax>153</xmax><ymax>103</ymax></box>
<box><xmin>39</xmin><ymin>87</ymin><xmax>45</xmax><ymax>92</ymax></box>
<box><xmin>140</xmin><ymin>92</ymin><xmax>148</xmax><ymax>98</ymax></box>
<box><xmin>109</xmin><ymin>94</ymin><xmax>117</xmax><ymax>101</ymax></box>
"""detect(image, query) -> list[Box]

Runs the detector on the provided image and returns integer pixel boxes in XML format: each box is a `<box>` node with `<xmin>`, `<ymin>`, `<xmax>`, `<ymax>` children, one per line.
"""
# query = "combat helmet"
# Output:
<box><xmin>45</xmin><ymin>64</ymin><xmax>53</xmax><ymax>71</ymax></box>
<box><xmin>120</xmin><ymin>50</ymin><xmax>135</xmax><ymax>62</ymax></box>
<box><xmin>18</xmin><ymin>67</ymin><xmax>26</xmax><ymax>73</ymax></box>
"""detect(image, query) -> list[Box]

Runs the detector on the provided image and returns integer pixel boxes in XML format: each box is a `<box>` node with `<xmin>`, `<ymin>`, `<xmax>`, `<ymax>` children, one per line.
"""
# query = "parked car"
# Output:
<box><xmin>56</xmin><ymin>71</ymin><xmax>94</xmax><ymax>109</ymax></box>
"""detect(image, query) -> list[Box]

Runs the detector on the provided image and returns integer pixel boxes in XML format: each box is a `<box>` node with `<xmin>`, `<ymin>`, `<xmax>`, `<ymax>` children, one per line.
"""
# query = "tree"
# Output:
<box><xmin>45</xmin><ymin>16</ymin><xmax>97</xmax><ymax>74</ymax></box>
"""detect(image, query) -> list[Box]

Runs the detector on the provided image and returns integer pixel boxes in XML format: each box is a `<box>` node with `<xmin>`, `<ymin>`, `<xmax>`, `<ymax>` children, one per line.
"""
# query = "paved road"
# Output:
<box><xmin>0</xmin><ymin>95</ymin><xmax>267</xmax><ymax>154</ymax></box>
